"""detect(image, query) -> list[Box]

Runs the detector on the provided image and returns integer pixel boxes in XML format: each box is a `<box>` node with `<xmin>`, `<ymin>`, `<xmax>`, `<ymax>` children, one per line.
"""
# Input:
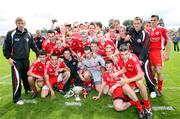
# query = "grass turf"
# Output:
<box><xmin>0</xmin><ymin>47</ymin><xmax>180</xmax><ymax>119</ymax></box>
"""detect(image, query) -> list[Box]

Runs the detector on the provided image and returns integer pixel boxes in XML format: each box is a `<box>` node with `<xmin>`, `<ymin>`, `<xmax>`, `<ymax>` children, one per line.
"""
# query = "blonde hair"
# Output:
<box><xmin>15</xmin><ymin>17</ymin><xmax>26</xmax><ymax>24</ymax></box>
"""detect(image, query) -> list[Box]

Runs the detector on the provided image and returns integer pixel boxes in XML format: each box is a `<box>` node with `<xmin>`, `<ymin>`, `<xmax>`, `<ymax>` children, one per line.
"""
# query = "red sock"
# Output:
<box><xmin>32</xmin><ymin>87</ymin><xmax>37</xmax><ymax>93</ymax></box>
<box><xmin>143</xmin><ymin>100</ymin><xmax>150</xmax><ymax>109</ymax></box>
<box><xmin>129</xmin><ymin>100</ymin><xmax>135</xmax><ymax>106</ymax></box>
<box><xmin>58</xmin><ymin>82</ymin><xmax>64</xmax><ymax>90</ymax></box>
<box><xmin>134</xmin><ymin>100</ymin><xmax>144</xmax><ymax>112</ymax></box>
<box><xmin>158</xmin><ymin>80</ymin><xmax>163</xmax><ymax>92</ymax></box>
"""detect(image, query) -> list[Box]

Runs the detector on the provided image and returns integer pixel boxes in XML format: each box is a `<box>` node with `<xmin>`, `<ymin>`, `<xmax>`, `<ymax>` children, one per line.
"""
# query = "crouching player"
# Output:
<box><xmin>42</xmin><ymin>53</ymin><xmax>70</xmax><ymax>98</ymax></box>
<box><xmin>28</xmin><ymin>50</ymin><xmax>47</xmax><ymax>98</ymax></box>
<box><xmin>119</xmin><ymin>44</ymin><xmax>153</xmax><ymax>119</ymax></box>
<box><xmin>93</xmin><ymin>60</ymin><xmax>146</xmax><ymax>119</ymax></box>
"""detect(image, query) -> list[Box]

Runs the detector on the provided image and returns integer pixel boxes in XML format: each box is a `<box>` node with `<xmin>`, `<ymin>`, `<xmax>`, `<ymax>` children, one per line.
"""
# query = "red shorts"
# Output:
<box><xmin>43</xmin><ymin>77</ymin><xmax>58</xmax><ymax>87</ymax></box>
<box><xmin>112</xmin><ymin>86</ymin><xmax>126</xmax><ymax>101</ymax></box>
<box><xmin>149</xmin><ymin>50</ymin><xmax>163</xmax><ymax>67</ymax></box>
<box><xmin>129</xmin><ymin>82</ymin><xmax>137</xmax><ymax>89</ymax></box>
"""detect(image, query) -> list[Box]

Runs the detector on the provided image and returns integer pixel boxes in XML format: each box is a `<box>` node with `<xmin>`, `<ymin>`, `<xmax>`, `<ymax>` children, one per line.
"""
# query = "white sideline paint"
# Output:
<box><xmin>23</xmin><ymin>99</ymin><xmax>37</xmax><ymax>104</ymax></box>
<box><xmin>64</xmin><ymin>101</ymin><xmax>82</xmax><ymax>106</ymax></box>
<box><xmin>152</xmin><ymin>106</ymin><xmax>175</xmax><ymax>111</ymax></box>
<box><xmin>106</xmin><ymin>104</ymin><xmax>175</xmax><ymax>111</ymax></box>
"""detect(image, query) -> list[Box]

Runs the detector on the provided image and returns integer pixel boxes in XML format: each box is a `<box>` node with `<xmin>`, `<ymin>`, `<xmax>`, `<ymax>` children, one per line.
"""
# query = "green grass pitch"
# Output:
<box><xmin>0</xmin><ymin>46</ymin><xmax>180</xmax><ymax>119</ymax></box>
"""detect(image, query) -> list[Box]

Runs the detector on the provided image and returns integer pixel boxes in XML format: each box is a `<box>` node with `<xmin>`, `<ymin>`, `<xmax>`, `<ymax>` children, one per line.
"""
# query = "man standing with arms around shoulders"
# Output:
<box><xmin>3</xmin><ymin>17</ymin><xmax>39</xmax><ymax>105</ymax></box>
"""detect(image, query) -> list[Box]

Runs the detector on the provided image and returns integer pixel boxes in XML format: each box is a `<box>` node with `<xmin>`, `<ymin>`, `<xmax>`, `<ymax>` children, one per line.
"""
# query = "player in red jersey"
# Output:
<box><xmin>42</xmin><ymin>30</ymin><xmax>56</xmax><ymax>55</ymax></box>
<box><xmin>93</xmin><ymin>60</ymin><xmax>146</xmax><ymax>119</ymax></box>
<box><xmin>50</xmin><ymin>40</ymin><xmax>65</xmax><ymax>58</ymax></box>
<box><xmin>28</xmin><ymin>50</ymin><xmax>47</xmax><ymax>98</ymax></box>
<box><xmin>119</xmin><ymin>44</ymin><xmax>153</xmax><ymax>119</ymax></box>
<box><xmin>147</xmin><ymin>15</ymin><xmax>171</xmax><ymax>96</ymax></box>
<box><xmin>41</xmin><ymin>53</ymin><xmax>70</xmax><ymax>98</ymax></box>
<box><xmin>80</xmin><ymin>30</ymin><xmax>90</xmax><ymax>48</ymax></box>
<box><xmin>64</xmin><ymin>31</ymin><xmax>84</xmax><ymax>57</ymax></box>
<box><xmin>105</xmin><ymin>25</ymin><xmax>119</xmax><ymax>42</ymax></box>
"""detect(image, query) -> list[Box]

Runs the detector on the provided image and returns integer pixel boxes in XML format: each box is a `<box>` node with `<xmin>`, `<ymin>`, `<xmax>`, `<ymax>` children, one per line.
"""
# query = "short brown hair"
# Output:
<box><xmin>134</xmin><ymin>16</ymin><xmax>143</xmax><ymax>23</ymax></box>
<box><xmin>15</xmin><ymin>17</ymin><xmax>25</xmax><ymax>24</ymax></box>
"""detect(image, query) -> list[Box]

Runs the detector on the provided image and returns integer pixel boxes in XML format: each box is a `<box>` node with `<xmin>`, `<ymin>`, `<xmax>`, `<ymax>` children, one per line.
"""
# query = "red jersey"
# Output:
<box><xmin>45</xmin><ymin>63</ymin><xmax>57</xmax><ymax>79</ymax></box>
<box><xmin>82</xmin><ymin>40</ymin><xmax>90</xmax><ymax>48</ymax></box>
<box><xmin>102</xmin><ymin>66</ymin><xmax>123</xmax><ymax>88</ymax></box>
<box><xmin>97</xmin><ymin>41</ymin><xmax>107</xmax><ymax>56</ymax></box>
<box><xmin>147</xmin><ymin>25</ymin><xmax>168</xmax><ymax>51</ymax></box>
<box><xmin>70</xmin><ymin>38</ymin><xmax>84</xmax><ymax>55</ymax></box>
<box><xmin>50</xmin><ymin>45</ymin><xmax>65</xmax><ymax>58</ymax></box>
<box><xmin>122</xmin><ymin>53</ymin><xmax>143</xmax><ymax>78</ymax></box>
<box><xmin>42</xmin><ymin>40</ymin><xmax>56</xmax><ymax>54</ymax></box>
<box><xmin>102</xmin><ymin>68</ymin><xmax>122</xmax><ymax>88</ymax></box>
<box><xmin>72</xmin><ymin>33</ymin><xmax>81</xmax><ymax>39</ymax></box>
<box><xmin>105</xmin><ymin>33</ymin><xmax>119</xmax><ymax>42</ymax></box>
<box><xmin>31</xmin><ymin>61</ymin><xmax>46</xmax><ymax>77</ymax></box>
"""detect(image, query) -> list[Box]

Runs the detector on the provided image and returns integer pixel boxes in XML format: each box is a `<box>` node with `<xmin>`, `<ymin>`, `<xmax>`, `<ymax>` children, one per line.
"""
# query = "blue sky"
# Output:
<box><xmin>0</xmin><ymin>0</ymin><xmax>179</xmax><ymax>35</ymax></box>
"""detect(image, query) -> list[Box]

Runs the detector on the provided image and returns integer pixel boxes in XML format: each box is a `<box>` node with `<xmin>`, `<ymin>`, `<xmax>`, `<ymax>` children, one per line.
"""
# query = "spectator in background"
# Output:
<box><xmin>172</xmin><ymin>32</ymin><xmax>179</xmax><ymax>51</ymax></box>
<box><xmin>3</xmin><ymin>17</ymin><xmax>39</xmax><ymax>105</ymax></box>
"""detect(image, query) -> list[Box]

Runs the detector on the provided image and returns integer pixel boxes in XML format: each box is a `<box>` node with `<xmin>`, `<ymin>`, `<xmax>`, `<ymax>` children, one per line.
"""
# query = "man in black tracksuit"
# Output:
<box><xmin>3</xmin><ymin>17</ymin><xmax>39</xmax><ymax>104</ymax></box>
<box><xmin>126</xmin><ymin>17</ymin><xmax>156</xmax><ymax>98</ymax></box>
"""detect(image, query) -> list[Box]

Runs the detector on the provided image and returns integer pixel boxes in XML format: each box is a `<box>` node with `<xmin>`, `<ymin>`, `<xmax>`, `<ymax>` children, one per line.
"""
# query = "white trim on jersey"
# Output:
<box><xmin>11</xmin><ymin>30</ymin><xmax>16</xmax><ymax>46</ymax></box>
<box><xmin>142</xmin><ymin>30</ymin><xmax>145</xmax><ymax>42</ymax></box>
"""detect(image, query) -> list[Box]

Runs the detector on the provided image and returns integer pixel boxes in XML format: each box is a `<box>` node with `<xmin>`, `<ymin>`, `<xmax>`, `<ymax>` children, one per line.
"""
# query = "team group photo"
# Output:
<box><xmin>0</xmin><ymin>0</ymin><xmax>180</xmax><ymax>119</ymax></box>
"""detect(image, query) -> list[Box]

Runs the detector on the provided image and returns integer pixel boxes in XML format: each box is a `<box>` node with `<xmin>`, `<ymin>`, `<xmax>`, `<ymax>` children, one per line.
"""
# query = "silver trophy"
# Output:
<box><xmin>72</xmin><ymin>86</ymin><xmax>83</xmax><ymax>101</ymax></box>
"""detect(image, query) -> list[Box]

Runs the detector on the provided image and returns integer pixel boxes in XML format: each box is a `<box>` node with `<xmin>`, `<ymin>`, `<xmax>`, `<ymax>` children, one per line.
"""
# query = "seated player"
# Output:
<box><xmin>93</xmin><ymin>60</ymin><xmax>146</xmax><ymax>119</ymax></box>
<box><xmin>81</xmin><ymin>46</ymin><xmax>107</xmax><ymax>94</ymax></box>
<box><xmin>118</xmin><ymin>44</ymin><xmax>153</xmax><ymax>119</ymax></box>
<box><xmin>41</xmin><ymin>53</ymin><xmax>70</xmax><ymax>98</ymax></box>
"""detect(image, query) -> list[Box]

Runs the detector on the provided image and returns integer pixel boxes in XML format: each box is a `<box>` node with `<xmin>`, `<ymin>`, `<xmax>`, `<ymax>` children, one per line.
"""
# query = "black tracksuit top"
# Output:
<box><xmin>3</xmin><ymin>28</ymin><xmax>39</xmax><ymax>60</ymax></box>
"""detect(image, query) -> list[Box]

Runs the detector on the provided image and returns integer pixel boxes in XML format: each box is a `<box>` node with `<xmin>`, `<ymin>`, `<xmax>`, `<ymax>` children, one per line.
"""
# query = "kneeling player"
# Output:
<box><xmin>119</xmin><ymin>44</ymin><xmax>153</xmax><ymax>119</ymax></box>
<box><xmin>28</xmin><ymin>50</ymin><xmax>47</xmax><ymax>98</ymax></box>
<box><xmin>41</xmin><ymin>53</ymin><xmax>70</xmax><ymax>98</ymax></box>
